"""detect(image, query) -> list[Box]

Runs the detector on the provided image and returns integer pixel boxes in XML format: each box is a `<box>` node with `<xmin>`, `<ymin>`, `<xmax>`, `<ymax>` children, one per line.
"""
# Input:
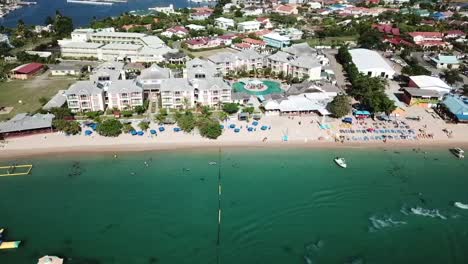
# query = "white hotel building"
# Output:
<box><xmin>59</xmin><ymin>28</ymin><xmax>175</xmax><ymax>63</ymax></box>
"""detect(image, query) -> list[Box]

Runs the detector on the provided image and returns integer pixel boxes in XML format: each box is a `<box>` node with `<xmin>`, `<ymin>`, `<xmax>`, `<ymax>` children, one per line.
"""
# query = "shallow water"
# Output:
<box><xmin>1</xmin><ymin>148</ymin><xmax>468</xmax><ymax>264</ymax></box>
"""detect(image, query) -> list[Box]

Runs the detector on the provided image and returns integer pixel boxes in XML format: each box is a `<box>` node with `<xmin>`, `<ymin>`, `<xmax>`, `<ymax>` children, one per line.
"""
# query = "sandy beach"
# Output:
<box><xmin>2</xmin><ymin>111</ymin><xmax>468</xmax><ymax>159</ymax></box>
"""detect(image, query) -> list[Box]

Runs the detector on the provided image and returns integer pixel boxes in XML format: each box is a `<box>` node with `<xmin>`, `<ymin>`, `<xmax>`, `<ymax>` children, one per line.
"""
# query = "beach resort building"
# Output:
<box><xmin>401</xmin><ymin>88</ymin><xmax>442</xmax><ymax>107</ymax></box>
<box><xmin>407</xmin><ymin>32</ymin><xmax>450</xmax><ymax>49</ymax></box>
<box><xmin>59</xmin><ymin>28</ymin><xmax>174</xmax><ymax>62</ymax></box>
<box><xmin>10</xmin><ymin>63</ymin><xmax>44</xmax><ymax>80</ymax></box>
<box><xmin>215</xmin><ymin>17</ymin><xmax>235</xmax><ymax>30</ymax></box>
<box><xmin>159</xmin><ymin>78</ymin><xmax>231</xmax><ymax>109</ymax></box>
<box><xmin>349</xmin><ymin>48</ymin><xmax>395</xmax><ymax>79</ymax></box>
<box><xmin>262</xmin><ymin>82</ymin><xmax>338</xmax><ymax>116</ymax></box>
<box><xmin>237</xmin><ymin>21</ymin><xmax>261</xmax><ymax>33</ymax></box>
<box><xmin>430</xmin><ymin>55</ymin><xmax>460</xmax><ymax>70</ymax></box>
<box><xmin>65</xmin><ymin>81</ymin><xmax>106</xmax><ymax>112</ymax></box>
<box><xmin>106</xmin><ymin>80</ymin><xmax>144</xmax><ymax>110</ymax></box>
<box><xmin>262</xmin><ymin>33</ymin><xmax>291</xmax><ymax>49</ymax></box>
<box><xmin>266</xmin><ymin>51</ymin><xmax>323</xmax><ymax>80</ymax></box>
<box><xmin>0</xmin><ymin>113</ymin><xmax>55</xmax><ymax>139</ymax></box>
<box><xmin>208</xmin><ymin>50</ymin><xmax>266</xmax><ymax>74</ymax></box>
<box><xmin>408</xmin><ymin>75</ymin><xmax>452</xmax><ymax>94</ymax></box>
<box><xmin>185</xmin><ymin>37</ymin><xmax>221</xmax><ymax>50</ymax></box>
<box><xmin>438</xmin><ymin>94</ymin><xmax>468</xmax><ymax>123</ymax></box>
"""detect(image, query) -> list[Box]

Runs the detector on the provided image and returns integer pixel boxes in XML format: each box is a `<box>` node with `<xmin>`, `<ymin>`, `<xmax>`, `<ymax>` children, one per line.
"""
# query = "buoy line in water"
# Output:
<box><xmin>216</xmin><ymin>148</ymin><xmax>222</xmax><ymax>264</ymax></box>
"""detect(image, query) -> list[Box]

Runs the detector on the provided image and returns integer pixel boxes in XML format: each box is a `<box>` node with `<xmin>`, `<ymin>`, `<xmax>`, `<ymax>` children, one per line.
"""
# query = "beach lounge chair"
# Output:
<box><xmin>150</xmin><ymin>130</ymin><xmax>157</xmax><ymax>135</ymax></box>
<box><xmin>131</xmin><ymin>130</ymin><xmax>137</xmax><ymax>136</ymax></box>
<box><xmin>159</xmin><ymin>127</ymin><xmax>165</xmax><ymax>132</ymax></box>
<box><xmin>229</xmin><ymin>124</ymin><xmax>236</xmax><ymax>129</ymax></box>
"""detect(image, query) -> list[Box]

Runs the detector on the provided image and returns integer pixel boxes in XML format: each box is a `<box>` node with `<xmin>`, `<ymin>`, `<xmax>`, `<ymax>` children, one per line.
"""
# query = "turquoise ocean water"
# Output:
<box><xmin>1</xmin><ymin>148</ymin><xmax>468</xmax><ymax>264</ymax></box>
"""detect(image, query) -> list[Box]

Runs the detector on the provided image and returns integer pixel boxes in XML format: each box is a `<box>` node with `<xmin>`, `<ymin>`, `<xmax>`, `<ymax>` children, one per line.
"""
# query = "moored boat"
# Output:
<box><xmin>450</xmin><ymin>148</ymin><xmax>464</xmax><ymax>159</ymax></box>
<box><xmin>334</xmin><ymin>157</ymin><xmax>347</xmax><ymax>168</ymax></box>
<box><xmin>454</xmin><ymin>202</ymin><xmax>468</xmax><ymax>210</ymax></box>
<box><xmin>0</xmin><ymin>241</ymin><xmax>21</xmax><ymax>249</ymax></box>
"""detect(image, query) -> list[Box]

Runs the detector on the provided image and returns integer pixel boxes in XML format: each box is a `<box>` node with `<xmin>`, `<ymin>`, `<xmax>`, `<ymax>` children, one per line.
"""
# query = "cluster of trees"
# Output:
<box><xmin>49</xmin><ymin>107</ymin><xmax>81</xmax><ymax>135</ymax></box>
<box><xmin>171</xmin><ymin>107</ymin><xmax>223</xmax><ymax>139</ymax></box>
<box><xmin>338</xmin><ymin>46</ymin><xmax>396</xmax><ymax>115</ymax></box>
<box><xmin>97</xmin><ymin>119</ymin><xmax>123</xmax><ymax>137</ymax></box>
<box><xmin>328</xmin><ymin>95</ymin><xmax>351</xmax><ymax>118</ymax></box>
<box><xmin>400</xmin><ymin>49</ymin><xmax>431</xmax><ymax>76</ymax></box>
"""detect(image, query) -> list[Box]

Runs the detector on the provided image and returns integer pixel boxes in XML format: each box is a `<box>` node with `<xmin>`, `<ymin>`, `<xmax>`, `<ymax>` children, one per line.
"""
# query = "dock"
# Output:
<box><xmin>0</xmin><ymin>164</ymin><xmax>33</xmax><ymax>177</ymax></box>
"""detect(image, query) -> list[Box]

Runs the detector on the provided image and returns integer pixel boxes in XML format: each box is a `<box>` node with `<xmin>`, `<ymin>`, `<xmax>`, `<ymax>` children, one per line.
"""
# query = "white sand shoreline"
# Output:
<box><xmin>1</xmin><ymin>115</ymin><xmax>467</xmax><ymax>159</ymax></box>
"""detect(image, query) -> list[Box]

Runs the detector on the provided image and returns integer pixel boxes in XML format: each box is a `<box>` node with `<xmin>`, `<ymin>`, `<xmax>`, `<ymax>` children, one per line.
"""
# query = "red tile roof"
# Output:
<box><xmin>13</xmin><ymin>63</ymin><xmax>44</xmax><ymax>74</ymax></box>
<box><xmin>242</xmin><ymin>38</ymin><xmax>266</xmax><ymax>45</ymax></box>
<box><xmin>256</xmin><ymin>17</ymin><xmax>270</xmax><ymax>23</ymax></box>
<box><xmin>167</xmin><ymin>26</ymin><xmax>189</xmax><ymax>34</ymax></box>
<box><xmin>186</xmin><ymin>37</ymin><xmax>209</xmax><ymax>45</ymax></box>
<box><xmin>408</xmin><ymin>32</ymin><xmax>444</xmax><ymax>38</ymax></box>
<box><xmin>254</xmin><ymin>29</ymin><xmax>272</xmax><ymax>37</ymax></box>
<box><xmin>235</xmin><ymin>43</ymin><xmax>251</xmax><ymax>49</ymax></box>
<box><xmin>445</xmin><ymin>30</ymin><xmax>465</xmax><ymax>36</ymax></box>
<box><xmin>275</xmin><ymin>4</ymin><xmax>295</xmax><ymax>12</ymax></box>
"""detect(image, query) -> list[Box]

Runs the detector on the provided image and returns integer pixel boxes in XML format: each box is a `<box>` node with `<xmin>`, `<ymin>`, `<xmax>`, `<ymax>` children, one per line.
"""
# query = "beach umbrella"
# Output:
<box><xmin>131</xmin><ymin>130</ymin><xmax>137</xmax><ymax>136</ymax></box>
<box><xmin>137</xmin><ymin>131</ymin><xmax>144</xmax><ymax>136</ymax></box>
<box><xmin>261</xmin><ymin>125</ymin><xmax>268</xmax><ymax>131</ymax></box>
<box><xmin>248</xmin><ymin>127</ymin><xmax>254</xmax><ymax>132</ymax></box>
<box><xmin>85</xmin><ymin>130</ymin><xmax>93</xmax><ymax>136</ymax></box>
<box><xmin>234</xmin><ymin>128</ymin><xmax>240</xmax><ymax>133</ymax></box>
<box><xmin>150</xmin><ymin>129</ymin><xmax>157</xmax><ymax>135</ymax></box>
<box><xmin>229</xmin><ymin>124</ymin><xmax>236</xmax><ymax>129</ymax></box>
<box><xmin>173</xmin><ymin>127</ymin><xmax>181</xmax><ymax>132</ymax></box>
<box><xmin>252</xmin><ymin>121</ymin><xmax>259</xmax><ymax>126</ymax></box>
<box><xmin>159</xmin><ymin>127</ymin><xmax>165</xmax><ymax>132</ymax></box>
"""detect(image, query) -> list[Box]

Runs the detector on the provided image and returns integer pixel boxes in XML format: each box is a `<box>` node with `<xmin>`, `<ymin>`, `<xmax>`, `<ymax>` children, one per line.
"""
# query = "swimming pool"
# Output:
<box><xmin>233</xmin><ymin>80</ymin><xmax>283</xmax><ymax>95</ymax></box>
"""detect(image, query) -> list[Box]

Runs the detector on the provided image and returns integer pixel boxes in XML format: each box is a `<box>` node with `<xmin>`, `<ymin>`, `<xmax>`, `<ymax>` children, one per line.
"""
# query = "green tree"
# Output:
<box><xmin>176</xmin><ymin>110</ymin><xmax>196</xmax><ymax>132</ymax></box>
<box><xmin>138</xmin><ymin>121</ymin><xmax>150</xmax><ymax>131</ymax></box>
<box><xmin>39</xmin><ymin>97</ymin><xmax>49</xmax><ymax>106</ymax></box>
<box><xmin>234</xmin><ymin>9</ymin><xmax>243</xmax><ymax>17</ymax></box>
<box><xmin>122</xmin><ymin>123</ymin><xmax>135</xmax><ymax>133</ymax></box>
<box><xmin>134</xmin><ymin>105</ymin><xmax>146</xmax><ymax>115</ymax></box>
<box><xmin>49</xmin><ymin>107</ymin><xmax>73</xmax><ymax>119</ymax></box>
<box><xmin>54</xmin><ymin>13</ymin><xmax>74</xmax><ymax>38</ymax></box>
<box><xmin>222</xmin><ymin>103</ymin><xmax>239</xmax><ymax>114</ymax></box>
<box><xmin>201</xmin><ymin>106</ymin><xmax>212</xmax><ymax>117</ymax></box>
<box><xmin>155</xmin><ymin>108</ymin><xmax>168</xmax><ymax>124</ymax></box>
<box><xmin>52</xmin><ymin>120</ymin><xmax>81</xmax><ymax>135</ymax></box>
<box><xmin>97</xmin><ymin>119</ymin><xmax>123</xmax><ymax>137</ymax></box>
<box><xmin>197</xmin><ymin>118</ymin><xmax>222</xmax><ymax>139</ymax></box>
<box><xmin>442</xmin><ymin>70</ymin><xmax>462</xmax><ymax>85</ymax></box>
<box><xmin>85</xmin><ymin>111</ymin><xmax>102</xmax><ymax>120</ymax></box>
<box><xmin>328</xmin><ymin>94</ymin><xmax>351</xmax><ymax>118</ymax></box>
<box><xmin>121</xmin><ymin>110</ymin><xmax>134</xmax><ymax>117</ymax></box>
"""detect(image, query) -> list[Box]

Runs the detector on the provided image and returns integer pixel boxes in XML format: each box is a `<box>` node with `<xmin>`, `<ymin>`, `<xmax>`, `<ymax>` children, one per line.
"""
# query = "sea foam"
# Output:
<box><xmin>410</xmin><ymin>207</ymin><xmax>447</xmax><ymax>220</ymax></box>
<box><xmin>369</xmin><ymin>215</ymin><xmax>406</xmax><ymax>232</ymax></box>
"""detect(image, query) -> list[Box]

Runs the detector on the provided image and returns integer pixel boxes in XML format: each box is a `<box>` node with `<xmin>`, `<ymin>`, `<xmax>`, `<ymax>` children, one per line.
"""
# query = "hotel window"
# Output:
<box><xmin>175</xmin><ymin>91</ymin><xmax>181</xmax><ymax>96</ymax></box>
<box><xmin>80</xmin><ymin>95</ymin><xmax>88</xmax><ymax>100</ymax></box>
<box><xmin>121</xmin><ymin>93</ymin><xmax>128</xmax><ymax>98</ymax></box>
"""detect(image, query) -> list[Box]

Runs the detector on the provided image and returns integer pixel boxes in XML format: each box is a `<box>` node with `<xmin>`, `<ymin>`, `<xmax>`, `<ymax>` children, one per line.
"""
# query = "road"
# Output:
<box><xmin>412</xmin><ymin>52</ymin><xmax>468</xmax><ymax>88</ymax></box>
<box><xmin>323</xmin><ymin>49</ymin><xmax>348</xmax><ymax>92</ymax></box>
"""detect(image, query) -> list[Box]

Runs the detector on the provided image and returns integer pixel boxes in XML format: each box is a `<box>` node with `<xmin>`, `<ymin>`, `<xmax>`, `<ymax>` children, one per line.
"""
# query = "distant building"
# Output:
<box><xmin>438</xmin><ymin>94</ymin><xmax>468</xmax><ymax>123</ymax></box>
<box><xmin>49</xmin><ymin>63</ymin><xmax>82</xmax><ymax>76</ymax></box>
<box><xmin>185</xmin><ymin>37</ymin><xmax>221</xmax><ymax>50</ymax></box>
<box><xmin>0</xmin><ymin>113</ymin><xmax>55</xmax><ymax>139</ymax></box>
<box><xmin>148</xmin><ymin>4</ymin><xmax>175</xmax><ymax>14</ymax></box>
<box><xmin>10</xmin><ymin>63</ymin><xmax>44</xmax><ymax>80</ymax></box>
<box><xmin>237</xmin><ymin>21</ymin><xmax>261</xmax><ymax>33</ymax></box>
<box><xmin>65</xmin><ymin>81</ymin><xmax>106</xmax><ymax>112</ymax></box>
<box><xmin>430</xmin><ymin>55</ymin><xmax>460</xmax><ymax>70</ymax></box>
<box><xmin>161</xmin><ymin>26</ymin><xmax>189</xmax><ymax>38</ymax></box>
<box><xmin>242</xmin><ymin>6</ymin><xmax>263</xmax><ymax>16</ymax></box>
<box><xmin>273</xmin><ymin>4</ymin><xmax>299</xmax><ymax>15</ymax></box>
<box><xmin>349</xmin><ymin>49</ymin><xmax>395</xmax><ymax>79</ymax></box>
<box><xmin>190</xmin><ymin>10</ymin><xmax>213</xmax><ymax>21</ymax></box>
<box><xmin>208</xmin><ymin>49</ymin><xmax>265</xmax><ymax>74</ymax></box>
<box><xmin>186</xmin><ymin>24</ymin><xmax>206</xmax><ymax>31</ymax></box>
<box><xmin>256</xmin><ymin>17</ymin><xmax>273</xmax><ymax>29</ymax></box>
<box><xmin>408</xmin><ymin>75</ymin><xmax>452</xmax><ymax>94</ymax></box>
<box><xmin>402</xmin><ymin>88</ymin><xmax>442</xmax><ymax>107</ymax></box>
<box><xmin>215</xmin><ymin>17</ymin><xmax>235</xmax><ymax>30</ymax></box>
<box><xmin>262</xmin><ymin>33</ymin><xmax>291</xmax><ymax>49</ymax></box>
<box><xmin>266</xmin><ymin>51</ymin><xmax>322</xmax><ymax>80</ymax></box>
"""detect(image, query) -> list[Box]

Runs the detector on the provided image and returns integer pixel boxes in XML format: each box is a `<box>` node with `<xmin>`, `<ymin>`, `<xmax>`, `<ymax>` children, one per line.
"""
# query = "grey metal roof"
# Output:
<box><xmin>107</xmin><ymin>80</ymin><xmax>143</xmax><ymax>94</ymax></box>
<box><xmin>186</xmin><ymin>58</ymin><xmax>220</xmax><ymax>79</ymax></box>
<box><xmin>159</xmin><ymin>77</ymin><xmax>230</xmax><ymax>92</ymax></box>
<box><xmin>287</xmin><ymin>81</ymin><xmax>340</xmax><ymax>95</ymax></box>
<box><xmin>283</xmin><ymin>43</ymin><xmax>316</xmax><ymax>56</ymax></box>
<box><xmin>267</xmin><ymin>51</ymin><xmax>294</xmax><ymax>63</ymax></box>
<box><xmin>403</xmin><ymin>88</ymin><xmax>441</xmax><ymax>97</ymax></box>
<box><xmin>139</xmin><ymin>64</ymin><xmax>171</xmax><ymax>80</ymax></box>
<box><xmin>43</xmin><ymin>90</ymin><xmax>67</xmax><ymax>110</ymax></box>
<box><xmin>0</xmin><ymin>113</ymin><xmax>54</xmax><ymax>133</ymax></box>
<box><xmin>48</xmin><ymin>64</ymin><xmax>81</xmax><ymax>71</ymax></box>
<box><xmin>208</xmin><ymin>50</ymin><xmax>265</xmax><ymax>64</ymax></box>
<box><xmin>289</xmin><ymin>55</ymin><xmax>321</xmax><ymax>69</ymax></box>
<box><xmin>65</xmin><ymin>81</ymin><xmax>102</xmax><ymax>95</ymax></box>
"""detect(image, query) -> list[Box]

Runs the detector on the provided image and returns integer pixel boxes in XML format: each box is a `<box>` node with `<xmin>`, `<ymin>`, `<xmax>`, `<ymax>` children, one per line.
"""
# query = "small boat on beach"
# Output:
<box><xmin>454</xmin><ymin>202</ymin><xmax>468</xmax><ymax>210</ymax></box>
<box><xmin>334</xmin><ymin>157</ymin><xmax>347</xmax><ymax>168</ymax></box>
<box><xmin>0</xmin><ymin>228</ymin><xmax>22</xmax><ymax>250</ymax></box>
<box><xmin>450</xmin><ymin>148</ymin><xmax>464</xmax><ymax>159</ymax></box>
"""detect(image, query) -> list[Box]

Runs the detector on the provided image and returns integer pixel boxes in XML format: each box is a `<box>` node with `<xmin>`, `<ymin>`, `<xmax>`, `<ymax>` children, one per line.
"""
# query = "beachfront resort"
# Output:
<box><xmin>1</xmin><ymin>0</ymin><xmax>468</xmax><ymax>151</ymax></box>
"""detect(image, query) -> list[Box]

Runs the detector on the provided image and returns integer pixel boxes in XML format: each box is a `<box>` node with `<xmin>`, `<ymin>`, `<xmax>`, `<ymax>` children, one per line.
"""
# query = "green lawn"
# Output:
<box><xmin>0</xmin><ymin>78</ymin><xmax>75</xmax><ymax>121</ymax></box>
<box><xmin>306</xmin><ymin>36</ymin><xmax>358</xmax><ymax>46</ymax></box>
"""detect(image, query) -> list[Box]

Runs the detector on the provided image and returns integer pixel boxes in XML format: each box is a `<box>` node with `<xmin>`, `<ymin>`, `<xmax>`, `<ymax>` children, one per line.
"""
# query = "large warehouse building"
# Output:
<box><xmin>349</xmin><ymin>48</ymin><xmax>395</xmax><ymax>79</ymax></box>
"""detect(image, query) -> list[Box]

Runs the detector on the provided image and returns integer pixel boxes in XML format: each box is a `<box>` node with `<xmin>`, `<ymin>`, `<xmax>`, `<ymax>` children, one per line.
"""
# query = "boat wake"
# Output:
<box><xmin>410</xmin><ymin>207</ymin><xmax>447</xmax><ymax>220</ymax></box>
<box><xmin>368</xmin><ymin>215</ymin><xmax>406</xmax><ymax>232</ymax></box>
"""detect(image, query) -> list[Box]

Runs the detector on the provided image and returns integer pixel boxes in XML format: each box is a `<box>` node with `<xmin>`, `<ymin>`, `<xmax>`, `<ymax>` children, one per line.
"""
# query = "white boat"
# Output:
<box><xmin>450</xmin><ymin>148</ymin><xmax>464</xmax><ymax>159</ymax></box>
<box><xmin>454</xmin><ymin>202</ymin><xmax>468</xmax><ymax>210</ymax></box>
<box><xmin>334</xmin><ymin>157</ymin><xmax>347</xmax><ymax>168</ymax></box>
